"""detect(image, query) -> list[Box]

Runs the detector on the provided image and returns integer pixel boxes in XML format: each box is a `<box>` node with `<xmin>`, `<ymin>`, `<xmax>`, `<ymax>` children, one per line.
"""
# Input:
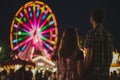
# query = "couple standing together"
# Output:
<box><xmin>57</xmin><ymin>8</ymin><xmax>114</xmax><ymax>80</ymax></box>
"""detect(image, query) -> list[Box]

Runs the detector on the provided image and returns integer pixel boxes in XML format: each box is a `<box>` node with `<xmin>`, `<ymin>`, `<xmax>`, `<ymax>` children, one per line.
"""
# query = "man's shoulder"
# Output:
<box><xmin>87</xmin><ymin>29</ymin><xmax>96</xmax><ymax>35</ymax></box>
<box><xmin>103</xmin><ymin>28</ymin><xmax>113</xmax><ymax>37</ymax></box>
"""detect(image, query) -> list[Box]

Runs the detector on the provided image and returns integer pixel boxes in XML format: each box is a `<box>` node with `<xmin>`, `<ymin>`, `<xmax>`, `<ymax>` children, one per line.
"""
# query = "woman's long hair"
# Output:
<box><xmin>58</xmin><ymin>27</ymin><xmax>80</xmax><ymax>58</ymax></box>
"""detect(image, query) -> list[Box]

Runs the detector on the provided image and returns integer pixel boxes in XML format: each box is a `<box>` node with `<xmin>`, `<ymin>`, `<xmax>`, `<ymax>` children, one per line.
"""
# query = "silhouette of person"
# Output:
<box><xmin>8</xmin><ymin>69</ymin><xmax>14</xmax><ymax>80</ymax></box>
<box><xmin>57</xmin><ymin>27</ymin><xmax>84</xmax><ymax>80</ymax></box>
<box><xmin>26</xmin><ymin>67</ymin><xmax>33</xmax><ymax>80</ymax></box>
<box><xmin>83</xmin><ymin>8</ymin><xmax>114</xmax><ymax>80</ymax></box>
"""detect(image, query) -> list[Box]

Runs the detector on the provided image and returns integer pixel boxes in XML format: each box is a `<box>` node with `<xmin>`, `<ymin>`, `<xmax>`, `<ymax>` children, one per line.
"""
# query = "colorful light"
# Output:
<box><xmin>10</xmin><ymin>1</ymin><xmax>58</xmax><ymax>60</ymax></box>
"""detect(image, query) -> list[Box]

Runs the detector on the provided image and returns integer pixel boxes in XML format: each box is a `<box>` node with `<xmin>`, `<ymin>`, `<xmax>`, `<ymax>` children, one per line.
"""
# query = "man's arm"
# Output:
<box><xmin>83</xmin><ymin>48</ymin><xmax>92</xmax><ymax>72</ymax></box>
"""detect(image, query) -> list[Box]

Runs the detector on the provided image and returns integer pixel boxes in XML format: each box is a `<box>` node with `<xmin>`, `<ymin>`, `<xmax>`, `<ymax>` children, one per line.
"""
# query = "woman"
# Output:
<box><xmin>57</xmin><ymin>27</ymin><xmax>84</xmax><ymax>80</ymax></box>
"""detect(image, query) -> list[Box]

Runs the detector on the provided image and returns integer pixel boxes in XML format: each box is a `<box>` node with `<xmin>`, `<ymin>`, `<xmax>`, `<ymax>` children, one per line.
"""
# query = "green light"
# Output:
<box><xmin>18</xmin><ymin>31</ymin><xmax>30</xmax><ymax>36</ymax></box>
<box><xmin>33</xmin><ymin>4</ymin><xmax>36</xmax><ymax>12</ymax></box>
<box><xmin>47</xmin><ymin>14</ymin><xmax>52</xmax><ymax>20</ymax></box>
<box><xmin>41</xmin><ymin>24</ymin><xmax>49</xmax><ymax>31</ymax></box>
<box><xmin>23</xmin><ymin>17</ymin><xmax>27</xmax><ymax>22</ymax></box>
<box><xmin>16</xmin><ymin>17</ymin><xmax>22</xmax><ymax>23</ymax></box>
<box><xmin>41</xmin><ymin>36</ymin><xmax>47</xmax><ymax>41</ymax></box>
<box><xmin>41</xmin><ymin>6</ymin><xmax>45</xmax><ymax>13</ymax></box>
<box><xmin>41</xmin><ymin>36</ymin><xmax>55</xmax><ymax>44</ymax></box>
<box><xmin>18</xmin><ymin>38</ymin><xmax>23</xmax><ymax>41</ymax></box>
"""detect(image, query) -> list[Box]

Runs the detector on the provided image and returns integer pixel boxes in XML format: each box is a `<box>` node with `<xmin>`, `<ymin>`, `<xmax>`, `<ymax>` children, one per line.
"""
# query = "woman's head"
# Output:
<box><xmin>58</xmin><ymin>27</ymin><xmax>80</xmax><ymax>58</ymax></box>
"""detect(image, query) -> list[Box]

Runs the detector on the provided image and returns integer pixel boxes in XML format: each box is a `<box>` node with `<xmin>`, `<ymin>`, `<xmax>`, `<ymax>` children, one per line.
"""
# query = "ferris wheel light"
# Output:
<box><xmin>49</xmin><ymin>21</ymin><xmax>54</xmax><ymax>25</ymax></box>
<box><xmin>18</xmin><ymin>31</ymin><xmax>21</xmax><ymax>35</ymax></box>
<box><xmin>36</xmin><ymin>11</ymin><xmax>40</xmax><ymax>18</ymax></box>
<box><xmin>20</xmin><ymin>12</ymin><xmax>24</xmax><ymax>17</ymax></box>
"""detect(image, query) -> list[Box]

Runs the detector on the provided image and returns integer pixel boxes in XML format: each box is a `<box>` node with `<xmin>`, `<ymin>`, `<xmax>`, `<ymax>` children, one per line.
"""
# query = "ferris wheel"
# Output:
<box><xmin>10</xmin><ymin>1</ymin><xmax>58</xmax><ymax>60</ymax></box>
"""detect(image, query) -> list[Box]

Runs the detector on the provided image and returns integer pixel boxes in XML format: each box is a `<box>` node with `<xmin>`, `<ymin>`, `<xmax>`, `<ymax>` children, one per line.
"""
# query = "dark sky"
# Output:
<box><xmin>0</xmin><ymin>0</ymin><xmax>120</xmax><ymax>50</ymax></box>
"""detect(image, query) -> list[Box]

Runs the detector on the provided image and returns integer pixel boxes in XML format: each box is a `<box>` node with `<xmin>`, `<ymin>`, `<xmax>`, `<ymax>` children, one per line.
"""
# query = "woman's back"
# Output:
<box><xmin>57</xmin><ymin>50</ymin><xmax>84</xmax><ymax>80</ymax></box>
<box><xmin>57</xmin><ymin>27</ymin><xmax>84</xmax><ymax>80</ymax></box>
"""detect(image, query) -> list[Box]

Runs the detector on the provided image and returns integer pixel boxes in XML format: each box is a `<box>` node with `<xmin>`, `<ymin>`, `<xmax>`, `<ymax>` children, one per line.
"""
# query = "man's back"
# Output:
<box><xmin>92</xmin><ymin>26</ymin><xmax>113</xmax><ymax>67</ymax></box>
<box><xmin>85</xmin><ymin>26</ymin><xmax>113</xmax><ymax>77</ymax></box>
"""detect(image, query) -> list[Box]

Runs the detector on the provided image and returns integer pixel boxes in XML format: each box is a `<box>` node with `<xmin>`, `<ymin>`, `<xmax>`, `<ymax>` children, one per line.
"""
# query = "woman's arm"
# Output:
<box><xmin>77</xmin><ymin>60</ymin><xmax>84</xmax><ymax>79</ymax></box>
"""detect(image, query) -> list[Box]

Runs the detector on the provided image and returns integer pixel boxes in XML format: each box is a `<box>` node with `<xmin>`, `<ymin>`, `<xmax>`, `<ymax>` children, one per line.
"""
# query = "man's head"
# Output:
<box><xmin>90</xmin><ymin>8</ymin><xmax>105</xmax><ymax>27</ymax></box>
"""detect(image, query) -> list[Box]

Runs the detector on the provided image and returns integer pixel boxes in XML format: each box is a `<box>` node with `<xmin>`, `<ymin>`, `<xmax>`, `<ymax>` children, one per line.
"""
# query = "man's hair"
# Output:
<box><xmin>91</xmin><ymin>8</ymin><xmax>105</xmax><ymax>24</ymax></box>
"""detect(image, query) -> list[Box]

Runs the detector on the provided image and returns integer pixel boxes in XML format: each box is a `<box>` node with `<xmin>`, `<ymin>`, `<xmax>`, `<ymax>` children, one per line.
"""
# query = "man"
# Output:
<box><xmin>84</xmin><ymin>8</ymin><xmax>114</xmax><ymax>80</ymax></box>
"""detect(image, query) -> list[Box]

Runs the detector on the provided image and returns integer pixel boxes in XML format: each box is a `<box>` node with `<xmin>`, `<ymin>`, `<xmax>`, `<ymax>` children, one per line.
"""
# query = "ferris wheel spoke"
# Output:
<box><xmin>40</xmin><ymin>20</ymin><xmax>54</xmax><ymax>32</ymax></box>
<box><xmin>24</xmin><ymin>9</ymin><xmax>34</xmax><ymax>29</ymax></box>
<box><xmin>36</xmin><ymin>5</ymin><xmax>40</xmax><ymax>18</ymax></box>
<box><xmin>21</xmin><ymin>44</ymin><xmax>27</xmax><ymax>51</ymax></box>
<box><xmin>30</xmin><ymin>45</ymin><xmax>35</xmax><ymax>59</ymax></box>
<box><xmin>39</xmin><ymin>14</ymin><xmax>52</xmax><ymax>28</ymax></box>
<box><xmin>13</xmin><ymin>36</ymin><xmax>33</xmax><ymax>50</ymax></box>
<box><xmin>41</xmin><ymin>36</ymin><xmax>55</xmax><ymax>45</ymax></box>
<box><xmin>39</xmin><ymin>19</ymin><xmax>48</xmax><ymax>29</ymax></box>
<box><xmin>21</xmin><ymin>28</ymin><xmax>29</xmax><ymax>32</ymax></box>
<box><xmin>15</xmin><ymin>17</ymin><xmax>32</xmax><ymax>31</ymax></box>
<box><xmin>13</xmin><ymin>31</ymin><xmax>30</xmax><ymax>36</ymax></box>
<box><xmin>42</xmin><ymin>10</ymin><xmax>48</xmax><ymax>21</ymax></box>
<box><xmin>32</xmin><ymin>4</ymin><xmax>37</xmax><ymax>28</ymax></box>
<box><xmin>12</xmin><ymin>37</ymin><xmax>24</xmax><ymax>43</ymax></box>
<box><xmin>43</xmin><ymin>41</ymin><xmax>54</xmax><ymax>51</ymax></box>
<box><xmin>18</xmin><ymin>42</ymin><xmax>33</xmax><ymax>60</ymax></box>
<box><xmin>37</xmin><ymin>10</ymin><xmax>43</xmax><ymax>28</ymax></box>
<box><xmin>41</xmin><ymin>27</ymin><xmax>56</xmax><ymax>34</ymax></box>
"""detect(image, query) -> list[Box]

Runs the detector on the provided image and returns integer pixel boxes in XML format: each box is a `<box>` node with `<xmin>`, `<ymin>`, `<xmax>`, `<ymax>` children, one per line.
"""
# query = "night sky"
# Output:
<box><xmin>0</xmin><ymin>0</ymin><xmax>120</xmax><ymax>50</ymax></box>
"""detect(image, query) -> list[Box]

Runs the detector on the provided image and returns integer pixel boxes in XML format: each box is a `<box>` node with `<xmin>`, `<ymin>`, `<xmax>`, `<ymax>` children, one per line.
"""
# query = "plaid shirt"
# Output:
<box><xmin>84</xmin><ymin>26</ymin><xmax>114</xmax><ymax>77</ymax></box>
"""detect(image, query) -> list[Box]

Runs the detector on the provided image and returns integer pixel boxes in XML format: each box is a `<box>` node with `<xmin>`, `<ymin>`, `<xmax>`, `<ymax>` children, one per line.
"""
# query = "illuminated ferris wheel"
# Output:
<box><xmin>10</xmin><ymin>1</ymin><xmax>58</xmax><ymax>60</ymax></box>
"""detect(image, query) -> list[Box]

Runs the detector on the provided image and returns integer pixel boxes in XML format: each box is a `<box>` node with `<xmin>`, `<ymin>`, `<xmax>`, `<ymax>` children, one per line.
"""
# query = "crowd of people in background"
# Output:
<box><xmin>110</xmin><ymin>70</ymin><xmax>120</xmax><ymax>80</ymax></box>
<box><xmin>0</xmin><ymin>65</ymin><xmax>57</xmax><ymax>80</ymax></box>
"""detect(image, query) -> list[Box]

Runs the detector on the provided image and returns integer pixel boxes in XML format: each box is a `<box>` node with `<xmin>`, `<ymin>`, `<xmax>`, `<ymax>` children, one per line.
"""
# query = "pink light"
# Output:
<box><xmin>30</xmin><ymin>46</ymin><xmax>35</xmax><ymax>60</ymax></box>
<box><xmin>28</xmin><ymin>7</ymin><xmax>31</xmax><ymax>12</ymax></box>
<box><xmin>28</xmin><ymin>19</ymin><xmax>34</xmax><ymax>29</ymax></box>
<box><xmin>22</xmin><ymin>22</ymin><xmax>32</xmax><ymax>31</ymax></box>
<box><xmin>43</xmin><ymin>41</ymin><xmax>54</xmax><ymax>51</ymax></box>
<box><xmin>14</xmin><ymin>36</ymin><xmax>33</xmax><ymax>50</ymax></box>
<box><xmin>41</xmin><ymin>28</ymin><xmax>55</xmax><ymax>34</ymax></box>
<box><xmin>37</xmin><ymin>5</ymin><xmax>40</xmax><ymax>10</ymax></box>
<box><xmin>21</xmin><ymin>28</ymin><xmax>29</xmax><ymax>32</ymax></box>
<box><xmin>45</xmin><ymin>10</ymin><xmax>48</xmax><ymax>15</ymax></box>
<box><xmin>43</xmin><ymin>48</ymin><xmax>50</xmax><ymax>58</ymax></box>
<box><xmin>52</xmin><ymin>34</ymin><xmax>56</xmax><ymax>37</ymax></box>
<box><xmin>14</xmin><ymin>24</ymin><xmax>18</xmax><ymax>28</ymax></box>
<box><xmin>41</xmin><ymin>29</ymin><xmax>50</xmax><ymax>34</ymax></box>
<box><xmin>20</xmin><ymin>12</ymin><xmax>24</xmax><ymax>17</ymax></box>
<box><xmin>39</xmin><ymin>38</ymin><xmax>43</xmax><ymax>47</ymax></box>
<box><xmin>40</xmin><ymin>19</ymin><xmax>48</xmax><ymax>28</ymax></box>
<box><xmin>18</xmin><ymin>52</ymin><xmax>22</xmax><ymax>57</ymax></box>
